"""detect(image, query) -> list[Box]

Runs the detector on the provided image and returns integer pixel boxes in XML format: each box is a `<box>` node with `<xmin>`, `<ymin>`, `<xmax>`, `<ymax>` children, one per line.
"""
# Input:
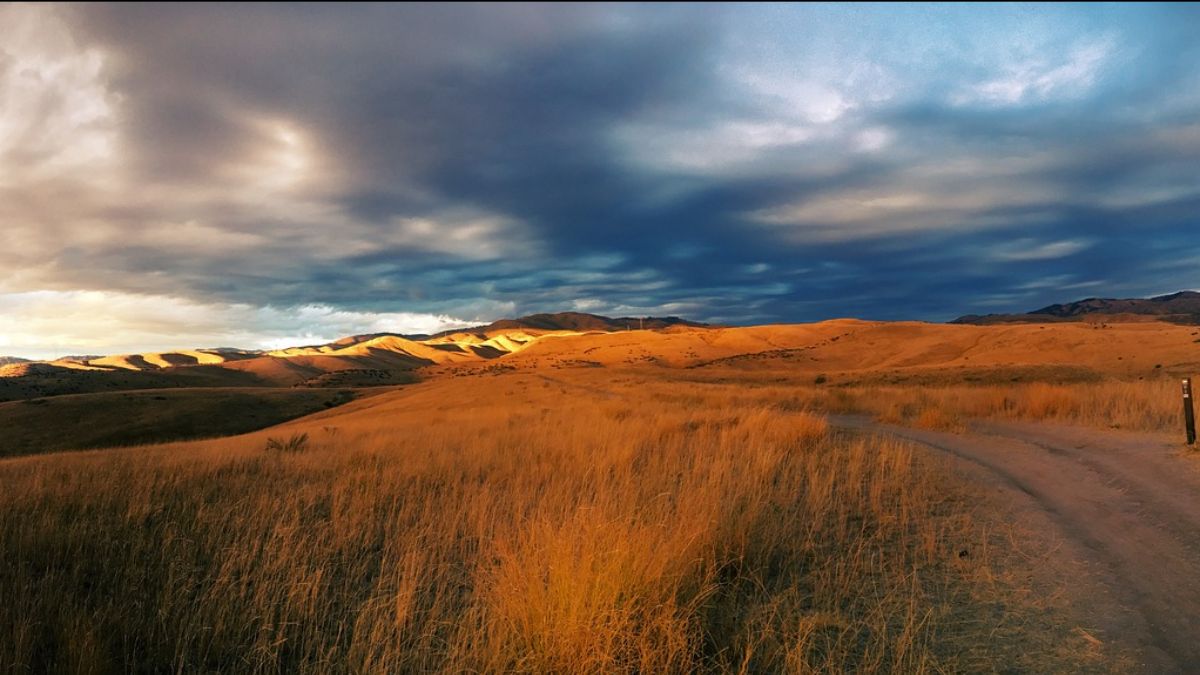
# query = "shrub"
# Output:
<box><xmin>264</xmin><ymin>432</ymin><xmax>309</xmax><ymax>453</ymax></box>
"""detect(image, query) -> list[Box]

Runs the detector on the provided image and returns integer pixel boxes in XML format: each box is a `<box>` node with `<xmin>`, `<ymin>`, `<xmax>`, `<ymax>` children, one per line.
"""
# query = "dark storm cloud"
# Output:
<box><xmin>5</xmin><ymin>2</ymin><xmax>1200</xmax><ymax>355</ymax></box>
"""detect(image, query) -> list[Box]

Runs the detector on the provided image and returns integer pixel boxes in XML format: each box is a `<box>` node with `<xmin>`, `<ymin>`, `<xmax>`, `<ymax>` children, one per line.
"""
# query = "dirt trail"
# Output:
<box><xmin>830</xmin><ymin>415</ymin><xmax>1200</xmax><ymax>674</ymax></box>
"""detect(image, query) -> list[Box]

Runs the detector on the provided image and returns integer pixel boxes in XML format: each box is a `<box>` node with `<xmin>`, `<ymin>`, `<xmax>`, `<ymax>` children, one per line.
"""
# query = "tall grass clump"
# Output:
<box><xmin>264</xmin><ymin>431</ymin><xmax>310</xmax><ymax>453</ymax></box>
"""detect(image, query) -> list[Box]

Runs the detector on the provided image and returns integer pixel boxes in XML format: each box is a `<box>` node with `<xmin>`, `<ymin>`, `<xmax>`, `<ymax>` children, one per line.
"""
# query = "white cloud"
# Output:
<box><xmin>990</xmin><ymin>239</ymin><xmax>1092</xmax><ymax>262</ymax></box>
<box><xmin>853</xmin><ymin>126</ymin><xmax>893</xmax><ymax>153</ymax></box>
<box><xmin>0</xmin><ymin>4</ymin><xmax>121</xmax><ymax>185</ymax></box>
<box><xmin>384</xmin><ymin>208</ymin><xmax>537</xmax><ymax>260</ymax></box>
<box><xmin>613</xmin><ymin>55</ymin><xmax>898</xmax><ymax>176</ymax></box>
<box><xmin>1015</xmin><ymin>276</ymin><xmax>1105</xmax><ymax>291</ymax></box>
<box><xmin>955</xmin><ymin>38</ymin><xmax>1114</xmax><ymax>106</ymax></box>
<box><xmin>570</xmin><ymin>298</ymin><xmax>607</xmax><ymax>312</ymax></box>
<box><xmin>614</xmin><ymin>119</ymin><xmax>815</xmax><ymax>174</ymax></box>
<box><xmin>0</xmin><ymin>290</ymin><xmax>476</xmax><ymax>360</ymax></box>
<box><xmin>137</xmin><ymin>220</ymin><xmax>270</xmax><ymax>252</ymax></box>
<box><xmin>734</xmin><ymin>69</ymin><xmax>854</xmax><ymax>124</ymax></box>
<box><xmin>730</xmin><ymin>56</ymin><xmax>897</xmax><ymax>125</ymax></box>
<box><xmin>750</xmin><ymin>178</ymin><xmax>1061</xmax><ymax>242</ymax></box>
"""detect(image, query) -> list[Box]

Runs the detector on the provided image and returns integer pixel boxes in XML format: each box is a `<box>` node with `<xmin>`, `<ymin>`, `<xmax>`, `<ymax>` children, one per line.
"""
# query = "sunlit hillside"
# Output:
<box><xmin>3</xmin><ymin>318</ymin><xmax>1195</xmax><ymax>458</ymax></box>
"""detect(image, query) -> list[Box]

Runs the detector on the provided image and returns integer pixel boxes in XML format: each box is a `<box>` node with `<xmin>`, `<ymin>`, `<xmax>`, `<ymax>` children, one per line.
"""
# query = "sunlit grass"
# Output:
<box><xmin>804</xmin><ymin>379</ymin><xmax>1181</xmax><ymax>432</ymax></box>
<box><xmin>0</xmin><ymin>370</ymin><xmax>1108</xmax><ymax>672</ymax></box>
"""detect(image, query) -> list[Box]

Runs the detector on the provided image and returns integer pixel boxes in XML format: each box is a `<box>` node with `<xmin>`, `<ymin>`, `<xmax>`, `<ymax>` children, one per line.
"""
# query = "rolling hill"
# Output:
<box><xmin>7</xmin><ymin>299</ymin><xmax>1200</xmax><ymax>411</ymax></box>
<box><xmin>0</xmin><ymin>313</ymin><xmax>708</xmax><ymax>399</ymax></box>
<box><xmin>4</xmin><ymin>308</ymin><xmax>1200</xmax><ymax>455</ymax></box>
<box><xmin>0</xmin><ymin>388</ymin><xmax>359</xmax><ymax>457</ymax></box>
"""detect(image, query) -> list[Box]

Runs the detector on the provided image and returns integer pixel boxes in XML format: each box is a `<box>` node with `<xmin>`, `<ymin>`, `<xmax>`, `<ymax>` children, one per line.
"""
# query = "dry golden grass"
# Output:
<box><xmin>3</xmin><ymin>319</ymin><xmax>1191</xmax><ymax>671</ymax></box>
<box><xmin>0</xmin><ymin>369</ymin><xmax>1093</xmax><ymax>673</ymax></box>
<box><xmin>801</xmin><ymin>378</ymin><xmax>1182</xmax><ymax>432</ymax></box>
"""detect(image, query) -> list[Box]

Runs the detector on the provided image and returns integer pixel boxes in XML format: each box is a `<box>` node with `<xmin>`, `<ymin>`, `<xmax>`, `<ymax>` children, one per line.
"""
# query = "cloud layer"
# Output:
<box><xmin>3</xmin><ymin>4</ymin><xmax>1199</xmax><ymax>356</ymax></box>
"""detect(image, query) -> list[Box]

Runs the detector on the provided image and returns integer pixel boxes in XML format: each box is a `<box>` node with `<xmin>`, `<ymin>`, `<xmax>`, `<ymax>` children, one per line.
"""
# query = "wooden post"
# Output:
<box><xmin>1183</xmin><ymin>378</ymin><xmax>1196</xmax><ymax>445</ymax></box>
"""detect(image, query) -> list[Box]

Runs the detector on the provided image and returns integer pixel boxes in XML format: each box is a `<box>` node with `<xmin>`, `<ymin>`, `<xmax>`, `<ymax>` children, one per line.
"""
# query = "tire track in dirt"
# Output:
<box><xmin>831</xmin><ymin>415</ymin><xmax>1200</xmax><ymax>674</ymax></box>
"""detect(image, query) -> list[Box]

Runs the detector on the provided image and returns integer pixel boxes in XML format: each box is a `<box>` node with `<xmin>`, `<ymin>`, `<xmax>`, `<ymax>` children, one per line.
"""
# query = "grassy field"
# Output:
<box><xmin>0</xmin><ymin>370</ymin><xmax>1104</xmax><ymax>673</ymax></box>
<box><xmin>672</xmin><ymin>363</ymin><xmax>1184</xmax><ymax>435</ymax></box>
<box><xmin>0</xmin><ymin>388</ymin><xmax>359</xmax><ymax>457</ymax></box>
<box><xmin>803</xmin><ymin>378</ymin><xmax>1182</xmax><ymax>433</ymax></box>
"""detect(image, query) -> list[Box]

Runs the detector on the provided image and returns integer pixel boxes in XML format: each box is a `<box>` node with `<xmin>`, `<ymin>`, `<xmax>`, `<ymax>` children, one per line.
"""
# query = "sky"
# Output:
<box><xmin>2</xmin><ymin>3</ymin><xmax>1199</xmax><ymax>359</ymax></box>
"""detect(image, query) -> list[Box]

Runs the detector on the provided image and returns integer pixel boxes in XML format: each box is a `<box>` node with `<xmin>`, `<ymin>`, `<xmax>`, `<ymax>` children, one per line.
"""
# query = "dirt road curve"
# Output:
<box><xmin>830</xmin><ymin>415</ymin><xmax>1200</xmax><ymax>674</ymax></box>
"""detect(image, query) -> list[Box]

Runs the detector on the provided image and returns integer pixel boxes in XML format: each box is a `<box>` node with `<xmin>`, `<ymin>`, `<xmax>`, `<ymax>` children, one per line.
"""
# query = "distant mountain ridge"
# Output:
<box><xmin>0</xmin><ymin>311</ymin><xmax>713</xmax><ymax>399</ymax></box>
<box><xmin>284</xmin><ymin>313</ymin><xmax>710</xmax><ymax>349</ymax></box>
<box><xmin>953</xmin><ymin>291</ymin><xmax>1200</xmax><ymax>325</ymax></box>
<box><xmin>0</xmin><ymin>356</ymin><xmax>30</xmax><ymax>367</ymax></box>
<box><xmin>448</xmin><ymin>311</ymin><xmax>710</xmax><ymax>336</ymax></box>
